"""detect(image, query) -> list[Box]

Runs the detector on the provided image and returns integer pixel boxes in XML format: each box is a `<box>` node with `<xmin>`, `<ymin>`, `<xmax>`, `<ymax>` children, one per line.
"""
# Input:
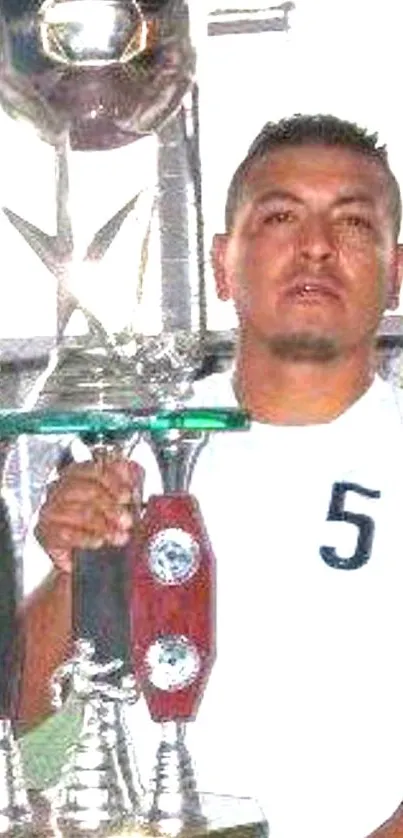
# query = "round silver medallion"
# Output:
<box><xmin>148</xmin><ymin>527</ymin><xmax>200</xmax><ymax>585</ymax></box>
<box><xmin>145</xmin><ymin>635</ymin><xmax>201</xmax><ymax>691</ymax></box>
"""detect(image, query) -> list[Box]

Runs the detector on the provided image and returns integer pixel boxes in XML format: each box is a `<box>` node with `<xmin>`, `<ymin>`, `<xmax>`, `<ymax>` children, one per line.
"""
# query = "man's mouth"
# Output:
<box><xmin>283</xmin><ymin>276</ymin><xmax>343</xmax><ymax>303</ymax></box>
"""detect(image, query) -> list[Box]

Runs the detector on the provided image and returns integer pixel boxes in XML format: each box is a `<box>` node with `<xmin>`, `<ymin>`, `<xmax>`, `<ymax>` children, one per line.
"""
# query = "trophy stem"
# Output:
<box><xmin>54</xmin><ymin>697</ymin><xmax>127</xmax><ymax>835</ymax></box>
<box><xmin>148</xmin><ymin>431</ymin><xmax>208</xmax><ymax>494</ymax></box>
<box><xmin>52</xmin><ymin>640</ymin><xmax>144</xmax><ymax>835</ymax></box>
<box><xmin>113</xmin><ymin>697</ymin><xmax>145</xmax><ymax>812</ymax></box>
<box><xmin>146</xmin><ymin>721</ymin><xmax>205</xmax><ymax>834</ymax></box>
<box><xmin>0</xmin><ymin>719</ymin><xmax>32</xmax><ymax>834</ymax></box>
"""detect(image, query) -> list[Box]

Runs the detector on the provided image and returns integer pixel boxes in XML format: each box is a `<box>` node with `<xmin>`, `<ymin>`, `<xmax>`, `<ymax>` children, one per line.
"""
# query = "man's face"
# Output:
<box><xmin>213</xmin><ymin>144</ymin><xmax>403</xmax><ymax>362</ymax></box>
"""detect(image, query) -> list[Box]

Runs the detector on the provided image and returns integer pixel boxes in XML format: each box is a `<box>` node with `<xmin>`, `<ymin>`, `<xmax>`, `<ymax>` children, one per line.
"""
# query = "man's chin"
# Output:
<box><xmin>267</xmin><ymin>332</ymin><xmax>341</xmax><ymax>363</ymax></box>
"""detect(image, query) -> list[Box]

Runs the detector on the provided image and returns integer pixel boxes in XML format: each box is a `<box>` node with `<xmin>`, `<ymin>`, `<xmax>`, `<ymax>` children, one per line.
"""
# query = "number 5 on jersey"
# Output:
<box><xmin>320</xmin><ymin>482</ymin><xmax>381</xmax><ymax>570</ymax></box>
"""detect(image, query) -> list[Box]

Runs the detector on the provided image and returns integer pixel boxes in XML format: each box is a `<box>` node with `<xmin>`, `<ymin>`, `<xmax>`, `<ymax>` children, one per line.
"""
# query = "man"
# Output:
<box><xmin>17</xmin><ymin>114</ymin><xmax>403</xmax><ymax>837</ymax></box>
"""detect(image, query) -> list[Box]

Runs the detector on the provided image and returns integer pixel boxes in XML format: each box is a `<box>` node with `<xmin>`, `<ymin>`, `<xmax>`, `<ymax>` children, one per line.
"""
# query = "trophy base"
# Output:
<box><xmin>24</xmin><ymin>793</ymin><xmax>268</xmax><ymax>838</ymax></box>
<box><xmin>136</xmin><ymin>794</ymin><xmax>268</xmax><ymax>838</ymax></box>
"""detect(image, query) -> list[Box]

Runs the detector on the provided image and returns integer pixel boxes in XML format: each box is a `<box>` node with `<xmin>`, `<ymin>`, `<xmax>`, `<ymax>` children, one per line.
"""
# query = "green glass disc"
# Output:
<box><xmin>0</xmin><ymin>407</ymin><xmax>250</xmax><ymax>439</ymax></box>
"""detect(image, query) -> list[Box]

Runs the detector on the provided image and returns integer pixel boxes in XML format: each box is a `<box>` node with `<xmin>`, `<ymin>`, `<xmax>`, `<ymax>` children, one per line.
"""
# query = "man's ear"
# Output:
<box><xmin>211</xmin><ymin>233</ymin><xmax>232</xmax><ymax>301</ymax></box>
<box><xmin>386</xmin><ymin>244</ymin><xmax>403</xmax><ymax>310</ymax></box>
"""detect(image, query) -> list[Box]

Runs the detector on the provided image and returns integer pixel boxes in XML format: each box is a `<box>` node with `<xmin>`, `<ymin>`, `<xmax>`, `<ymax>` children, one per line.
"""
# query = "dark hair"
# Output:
<box><xmin>225</xmin><ymin>114</ymin><xmax>402</xmax><ymax>236</ymax></box>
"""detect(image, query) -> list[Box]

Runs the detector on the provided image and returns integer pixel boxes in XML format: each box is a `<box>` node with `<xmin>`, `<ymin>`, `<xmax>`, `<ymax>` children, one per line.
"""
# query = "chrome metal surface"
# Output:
<box><xmin>145</xmin><ymin>721</ymin><xmax>205</xmax><ymax>835</ymax></box>
<box><xmin>51</xmin><ymin>640</ymin><xmax>143</xmax><ymax>834</ymax></box>
<box><xmin>148</xmin><ymin>432</ymin><xmax>208</xmax><ymax>494</ymax></box>
<box><xmin>0</xmin><ymin>0</ymin><xmax>197</xmax><ymax>150</ymax></box>
<box><xmin>0</xmin><ymin>720</ymin><xmax>32</xmax><ymax>834</ymax></box>
<box><xmin>39</xmin><ymin>0</ymin><xmax>148</xmax><ymax>66</ymax></box>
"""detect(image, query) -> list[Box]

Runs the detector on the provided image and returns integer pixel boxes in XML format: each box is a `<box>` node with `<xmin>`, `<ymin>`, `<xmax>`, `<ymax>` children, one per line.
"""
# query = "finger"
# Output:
<box><xmin>35</xmin><ymin>515</ymin><xmax>103</xmax><ymax>551</ymax></box>
<box><xmin>37</xmin><ymin>501</ymin><xmax>134</xmax><ymax>545</ymax></box>
<box><xmin>35</xmin><ymin>519</ymin><xmax>124</xmax><ymax>562</ymax></box>
<box><xmin>49</xmin><ymin>458</ymin><xmax>144</xmax><ymax>506</ymax></box>
<box><xmin>99</xmin><ymin>457</ymin><xmax>145</xmax><ymax>504</ymax></box>
<box><xmin>45</xmin><ymin>481</ymin><xmax>132</xmax><ymax>520</ymax></box>
<box><xmin>49</xmin><ymin>463</ymin><xmax>130</xmax><ymax>505</ymax></box>
<box><xmin>35</xmin><ymin>506</ymin><xmax>134</xmax><ymax>567</ymax></box>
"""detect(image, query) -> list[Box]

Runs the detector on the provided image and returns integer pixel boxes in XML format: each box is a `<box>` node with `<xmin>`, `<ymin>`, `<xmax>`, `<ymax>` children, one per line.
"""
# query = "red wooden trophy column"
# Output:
<box><xmin>131</xmin><ymin>493</ymin><xmax>215</xmax><ymax>720</ymax></box>
<box><xmin>130</xmin><ymin>431</ymin><xmax>216</xmax><ymax>830</ymax></box>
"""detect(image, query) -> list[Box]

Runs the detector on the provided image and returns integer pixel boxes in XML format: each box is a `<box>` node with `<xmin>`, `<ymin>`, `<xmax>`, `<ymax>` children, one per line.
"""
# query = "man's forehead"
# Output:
<box><xmin>225</xmin><ymin>139</ymin><xmax>400</xmax><ymax>237</ymax></box>
<box><xmin>241</xmin><ymin>144</ymin><xmax>389</xmax><ymax>199</ymax></box>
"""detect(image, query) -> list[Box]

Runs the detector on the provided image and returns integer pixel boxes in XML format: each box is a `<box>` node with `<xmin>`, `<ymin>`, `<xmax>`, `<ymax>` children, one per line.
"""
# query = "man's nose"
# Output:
<box><xmin>298</xmin><ymin>215</ymin><xmax>335</xmax><ymax>262</ymax></box>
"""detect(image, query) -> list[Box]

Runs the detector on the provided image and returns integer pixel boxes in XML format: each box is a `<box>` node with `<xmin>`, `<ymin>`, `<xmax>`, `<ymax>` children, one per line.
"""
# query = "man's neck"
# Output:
<box><xmin>233</xmin><ymin>343</ymin><xmax>376</xmax><ymax>426</ymax></box>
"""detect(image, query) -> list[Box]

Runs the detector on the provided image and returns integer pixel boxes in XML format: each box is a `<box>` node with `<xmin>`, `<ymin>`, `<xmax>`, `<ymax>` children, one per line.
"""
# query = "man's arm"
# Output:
<box><xmin>16</xmin><ymin>569</ymin><xmax>72</xmax><ymax>731</ymax></box>
<box><xmin>367</xmin><ymin>803</ymin><xmax>403</xmax><ymax>837</ymax></box>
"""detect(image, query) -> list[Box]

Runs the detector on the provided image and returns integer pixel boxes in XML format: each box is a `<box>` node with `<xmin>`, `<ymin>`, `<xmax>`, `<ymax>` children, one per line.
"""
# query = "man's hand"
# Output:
<box><xmin>35</xmin><ymin>456</ymin><xmax>144</xmax><ymax>573</ymax></box>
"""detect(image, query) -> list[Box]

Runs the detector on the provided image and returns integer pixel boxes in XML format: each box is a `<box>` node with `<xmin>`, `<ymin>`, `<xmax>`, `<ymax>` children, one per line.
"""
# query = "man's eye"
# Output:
<box><xmin>339</xmin><ymin>215</ymin><xmax>373</xmax><ymax>231</ymax></box>
<box><xmin>263</xmin><ymin>211</ymin><xmax>294</xmax><ymax>224</ymax></box>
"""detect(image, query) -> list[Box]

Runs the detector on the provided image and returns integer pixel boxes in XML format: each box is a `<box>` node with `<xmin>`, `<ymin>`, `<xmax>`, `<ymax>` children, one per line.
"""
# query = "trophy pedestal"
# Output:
<box><xmin>24</xmin><ymin>793</ymin><xmax>267</xmax><ymax>838</ymax></box>
<box><xmin>137</xmin><ymin>793</ymin><xmax>268</xmax><ymax>838</ymax></box>
<box><xmin>16</xmin><ymin>792</ymin><xmax>267</xmax><ymax>838</ymax></box>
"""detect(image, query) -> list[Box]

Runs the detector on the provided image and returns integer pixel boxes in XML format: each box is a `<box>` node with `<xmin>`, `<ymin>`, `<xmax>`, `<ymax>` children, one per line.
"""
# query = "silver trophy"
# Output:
<box><xmin>0</xmin><ymin>2</ymin><xmax>266</xmax><ymax>837</ymax></box>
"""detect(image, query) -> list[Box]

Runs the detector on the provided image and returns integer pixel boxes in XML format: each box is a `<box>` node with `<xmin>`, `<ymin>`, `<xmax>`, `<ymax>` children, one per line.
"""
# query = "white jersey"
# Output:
<box><xmin>130</xmin><ymin>371</ymin><xmax>403</xmax><ymax>838</ymax></box>
<box><xmin>24</xmin><ymin>371</ymin><xmax>403</xmax><ymax>838</ymax></box>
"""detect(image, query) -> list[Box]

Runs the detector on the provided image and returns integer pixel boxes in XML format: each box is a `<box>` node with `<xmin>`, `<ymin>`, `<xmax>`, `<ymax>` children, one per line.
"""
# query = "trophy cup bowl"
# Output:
<box><xmin>0</xmin><ymin>0</ymin><xmax>196</xmax><ymax>150</ymax></box>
